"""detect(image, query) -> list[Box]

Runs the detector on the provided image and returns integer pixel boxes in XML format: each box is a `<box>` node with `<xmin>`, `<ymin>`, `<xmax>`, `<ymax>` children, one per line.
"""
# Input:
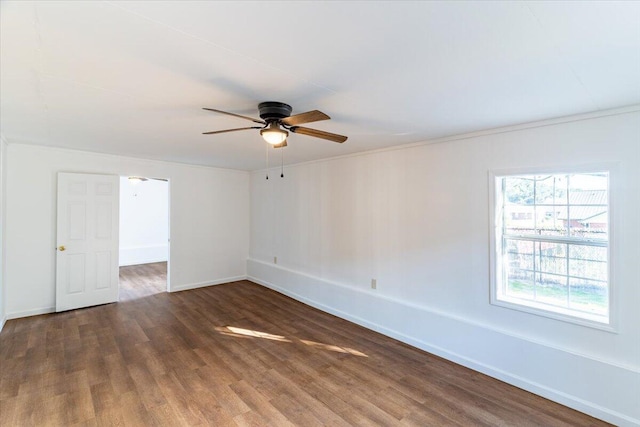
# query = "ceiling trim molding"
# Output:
<box><xmin>5</xmin><ymin>105</ymin><xmax>639</xmax><ymax>174</ymax></box>
<box><xmin>4</xmin><ymin>142</ymin><xmax>250</xmax><ymax>175</ymax></box>
<box><xmin>253</xmin><ymin>104</ymin><xmax>640</xmax><ymax>174</ymax></box>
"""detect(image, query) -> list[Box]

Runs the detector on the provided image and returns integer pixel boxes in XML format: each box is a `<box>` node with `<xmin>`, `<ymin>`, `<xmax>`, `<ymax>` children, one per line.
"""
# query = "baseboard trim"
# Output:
<box><xmin>247</xmin><ymin>271</ymin><xmax>639</xmax><ymax>427</ymax></box>
<box><xmin>4</xmin><ymin>276</ymin><xmax>249</xmax><ymax>319</ymax></box>
<box><xmin>169</xmin><ymin>275</ymin><xmax>247</xmax><ymax>293</ymax></box>
<box><xmin>7</xmin><ymin>306</ymin><xmax>55</xmax><ymax>320</ymax></box>
<box><xmin>0</xmin><ymin>315</ymin><xmax>6</xmax><ymax>333</ymax></box>
<box><xmin>247</xmin><ymin>260</ymin><xmax>636</xmax><ymax>371</ymax></box>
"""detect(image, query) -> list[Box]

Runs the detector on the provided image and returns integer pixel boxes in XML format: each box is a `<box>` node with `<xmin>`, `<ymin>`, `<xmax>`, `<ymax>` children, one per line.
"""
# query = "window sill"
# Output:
<box><xmin>491</xmin><ymin>296</ymin><xmax>617</xmax><ymax>333</ymax></box>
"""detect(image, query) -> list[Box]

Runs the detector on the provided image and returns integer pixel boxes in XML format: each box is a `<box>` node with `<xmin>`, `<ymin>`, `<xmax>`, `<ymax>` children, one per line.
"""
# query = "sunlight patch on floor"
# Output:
<box><xmin>215</xmin><ymin>326</ymin><xmax>291</xmax><ymax>342</ymax></box>
<box><xmin>300</xmin><ymin>339</ymin><xmax>368</xmax><ymax>357</ymax></box>
<box><xmin>214</xmin><ymin>326</ymin><xmax>368</xmax><ymax>357</ymax></box>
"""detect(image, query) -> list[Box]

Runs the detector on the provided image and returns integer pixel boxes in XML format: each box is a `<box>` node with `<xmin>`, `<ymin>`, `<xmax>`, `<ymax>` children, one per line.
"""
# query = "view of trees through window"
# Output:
<box><xmin>497</xmin><ymin>172</ymin><xmax>609</xmax><ymax>322</ymax></box>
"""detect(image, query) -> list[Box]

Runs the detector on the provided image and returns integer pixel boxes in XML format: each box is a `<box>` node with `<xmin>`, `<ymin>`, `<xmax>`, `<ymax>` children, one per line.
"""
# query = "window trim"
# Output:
<box><xmin>488</xmin><ymin>164</ymin><xmax>617</xmax><ymax>333</ymax></box>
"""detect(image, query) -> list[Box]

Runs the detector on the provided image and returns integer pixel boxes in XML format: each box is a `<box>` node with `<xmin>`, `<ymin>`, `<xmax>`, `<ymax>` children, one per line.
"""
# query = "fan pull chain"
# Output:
<box><xmin>280</xmin><ymin>147</ymin><xmax>284</xmax><ymax>178</ymax></box>
<box><xmin>265</xmin><ymin>142</ymin><xmax>269</xmax><ymax>180</ymax></box>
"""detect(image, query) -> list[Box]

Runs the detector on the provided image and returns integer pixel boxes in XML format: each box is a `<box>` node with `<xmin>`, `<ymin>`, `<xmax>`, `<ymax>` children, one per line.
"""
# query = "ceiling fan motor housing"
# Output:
<box><xmin>258</xmin><ymin>102</ymin><xmax>292</xmax><ymax>121</ymax></box>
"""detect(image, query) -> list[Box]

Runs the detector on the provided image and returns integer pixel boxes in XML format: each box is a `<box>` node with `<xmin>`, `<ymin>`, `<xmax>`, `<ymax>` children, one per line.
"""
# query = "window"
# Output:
<box><xmin>490</xmin><ymin>170</ymin><xmax>612</xmax><ymax>328</ymax></box>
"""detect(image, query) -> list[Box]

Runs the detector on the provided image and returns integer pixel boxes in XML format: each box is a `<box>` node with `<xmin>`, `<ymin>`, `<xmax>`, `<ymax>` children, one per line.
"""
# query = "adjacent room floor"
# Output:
<box><xmin>119</xmin><ymin>261</ymin><xmax>168</xmax><ymax>301</ymax></box>
<box><xmin>0</xmin><ymin>267</ymin><xmax>610</xmax><ymax>426</ymax></box>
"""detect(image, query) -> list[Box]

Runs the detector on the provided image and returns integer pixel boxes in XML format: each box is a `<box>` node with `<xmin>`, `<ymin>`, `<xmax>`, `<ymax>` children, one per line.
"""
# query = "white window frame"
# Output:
<box><xmin>489</xmin><ymin>165</ymin><xmax>617</xmax><ymax>332</ymax></box>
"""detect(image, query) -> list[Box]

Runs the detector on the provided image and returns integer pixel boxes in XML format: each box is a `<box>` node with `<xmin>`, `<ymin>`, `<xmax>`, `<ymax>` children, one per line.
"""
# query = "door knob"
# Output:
<box><xmin>58</xmin><ymin>245</ymin><xmax>66</xmax><ymax>251</ymax></box>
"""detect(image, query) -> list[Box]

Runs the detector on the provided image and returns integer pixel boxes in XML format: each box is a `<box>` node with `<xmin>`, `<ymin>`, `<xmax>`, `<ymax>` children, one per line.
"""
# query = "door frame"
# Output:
<box><xmin>119</xmin><ymin>176</ymin><xmax>171</xmax><ymax>293</ymax></box>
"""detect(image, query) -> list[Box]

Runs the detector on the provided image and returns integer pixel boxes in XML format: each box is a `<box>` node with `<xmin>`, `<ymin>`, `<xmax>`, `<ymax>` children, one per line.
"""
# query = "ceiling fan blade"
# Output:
<box><xmin>203</xmin><ymin>108</ymin><xmax>266</xmax><ymax>124</ymax></box>
<box><xmin>202</xmin><ymin>126</ymin><xmax>262</xmax><ymax>135</ymax></box>
<box><xmin>290</xmin><ymin>126</ymin><xmax>348</xmax><ymax>143</ymax></box>
<box><xmin>281</xmin><ymin>110</ymin><xmax>330</xmax><ymax>126</ymax></box>
<box><xmin>273</xmin><ymin>140</ymin><xmax>288</xmax><ymax>148</ymax></box>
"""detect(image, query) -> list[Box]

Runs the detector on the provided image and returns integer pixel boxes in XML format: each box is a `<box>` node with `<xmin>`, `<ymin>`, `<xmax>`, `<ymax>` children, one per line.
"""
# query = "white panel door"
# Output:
<box><xmin>56</xmin><ymin>173</ymin><xmax>119</xmax><ymax>312</ymax></box>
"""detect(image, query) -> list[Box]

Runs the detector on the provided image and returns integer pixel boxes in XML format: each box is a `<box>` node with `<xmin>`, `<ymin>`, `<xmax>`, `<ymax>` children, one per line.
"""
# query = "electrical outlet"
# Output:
<box><xmin>274</xmin><ymin>256</ymin><xmax>277</xmax><ymax>264</ymax></box>
<box><xmin>371</xmin><ymin>278</ymin><xmax>377</xmax><ymax>289</ymax></box>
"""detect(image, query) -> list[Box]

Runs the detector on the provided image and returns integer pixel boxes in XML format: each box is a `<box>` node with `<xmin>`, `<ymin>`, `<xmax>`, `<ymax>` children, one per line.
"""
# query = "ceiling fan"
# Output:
<box><xmin>202</xmin><ymin>101</ymin><xmax>348</xmax><ymax>148</ymax></box>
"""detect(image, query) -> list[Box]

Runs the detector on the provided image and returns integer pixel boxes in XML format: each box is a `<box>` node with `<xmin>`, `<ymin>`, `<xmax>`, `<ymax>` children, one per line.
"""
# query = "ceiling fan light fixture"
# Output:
<box><xmin>260</xmin><ymin>123</ymin><xmax>288</xmax><ymax>145</ymax></box>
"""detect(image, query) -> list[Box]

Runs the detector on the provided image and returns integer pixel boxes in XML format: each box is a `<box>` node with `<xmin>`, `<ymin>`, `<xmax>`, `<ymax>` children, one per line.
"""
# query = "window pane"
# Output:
<box><xmin>569</xmin><ymin>208</ymin><xmax>608</xmax><ymax>239</ymax></box>
<box><xmin>504</xmin><ymin>205</ymin><xmax>535</xmax><ymax>235</ymax></box>
<box><xmin>569</xmin><ymin>278</ymin><xmax>608</xmax><ymax>316</ymax></box>
<box><xmin>537</xmin><ymin>242</ymin><xmax>567</xmax><ymax>275</ymax></box>
<box><xmin>568</xmin><ymin>173</ymin><xmax>608</xmax><ymax>203</ymax></box>
<box><xmin>569</xmin><ymin>245</ymin><xmax>607</xmax><ymax>281</ymax></box>
<box><xmin>535</xmin><ymin>174</ymin><xmax>567</xmax><ymax>205</ymax></box>
<box><xmin>506</xmin><ymin>271</ymin><xmax>534</xmax><ymax>299</ymax></box>
<box><xmin>536</xmin><ymin>205</ymin><xmax>568</xmax><ymax>236</ymax></box>
<box><xmin>568</xmin><ymin>173</ymin><xmax>608</xmax><ymax>240</ymax></box>
<box><xmin>536</xmin><ymin>273</ymin><xmax>568</xmax><ymax>307</ymax></box>
<box><xmin>504</xmin><ymin>176</ymin><xmax>534</xmax><ymax>205</ymax></box>
<box><xmin>506</xmin><ymin>239</ymin><xmax>534</xmax><ymax>271</ymax></box>
<box><xmin>505</xmin><ymin>239</ymin><xmax>534</xmax><ymax>299</ymax></box>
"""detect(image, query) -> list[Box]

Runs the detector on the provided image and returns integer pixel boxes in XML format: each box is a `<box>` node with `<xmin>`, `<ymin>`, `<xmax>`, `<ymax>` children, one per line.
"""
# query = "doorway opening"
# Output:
<box><xmin>119</xmin><ymin>176</ymin><xmax>170</xmax><ymax>300</ymax></box>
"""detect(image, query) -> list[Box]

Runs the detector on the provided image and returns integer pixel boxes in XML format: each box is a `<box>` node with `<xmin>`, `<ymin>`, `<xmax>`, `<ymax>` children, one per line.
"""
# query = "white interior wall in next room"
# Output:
<box><xmin>119</xmin><ymin>176</ymin><xmax>169</xmax><ymax>266</ymax></box>
<box><xmin>248</xmin><ymin>109</ymin><xmax>640</xmax><ymax>426</ymax></box>
<box><xmin>4</xmin><ymin>144</ymin><xmax>250</xmax><ymax>318</ymax></box>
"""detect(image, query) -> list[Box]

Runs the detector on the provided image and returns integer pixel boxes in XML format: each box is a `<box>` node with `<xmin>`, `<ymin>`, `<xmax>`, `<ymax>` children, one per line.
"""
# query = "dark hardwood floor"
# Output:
<box><xmin>0</xmin><ymin>263</ymin><xmax>610</xmax><ymax>426</ymax></box>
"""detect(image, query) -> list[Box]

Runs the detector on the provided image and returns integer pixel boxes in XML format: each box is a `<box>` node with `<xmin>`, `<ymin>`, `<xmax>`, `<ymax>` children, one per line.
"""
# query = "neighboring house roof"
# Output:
<box><xmin>557</xmin><ymin>190</ymin><xmax>607</xmax><ymax>222</ymax></box>
<box><xmin>568</xmin><ymin>189</ymin><xmax>607</xmax><ymax>206</ymax></box>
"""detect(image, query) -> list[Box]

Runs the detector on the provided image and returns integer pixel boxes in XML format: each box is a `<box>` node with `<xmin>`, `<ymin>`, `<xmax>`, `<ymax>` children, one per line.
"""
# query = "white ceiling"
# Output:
<box><xmin>1</xmin><ymin>1</ymin><xmax>639</xmax><ymax>171</ymax></box>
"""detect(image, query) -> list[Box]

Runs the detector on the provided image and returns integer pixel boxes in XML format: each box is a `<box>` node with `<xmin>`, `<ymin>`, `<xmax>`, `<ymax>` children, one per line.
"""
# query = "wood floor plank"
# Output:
<box><xmin>126</xmin><ymin>362</ymin><xmax>167</xmax><ymax>410</ymax></box>
<box><xmin>35</xmin><ymin>393</ymin><xmax>70</xmax><ymax>425</ymax></box>
<box><xmin>269</xmin><ymin>391</ymin><xmax>326</xmax><ymax>427</ymax></box>
<box><xmin>229</xmin><ymin>379</ymin><xmax>295</xmax><ymax>427</ymax></box>
<box><xmin>193</xmin><ymin>348</ymin><xmax>241</xmax><ymax>385</ymax></box>
<box><xmin>65</xmin><ymin>387</ymin><xmax>96</xmax><ymax>425</ymax></box>
<box><xmin>94</xmin><ymin>406</ymin><xmax>125</xmax><ymax>427</ymax></box>
<box><xmin>261</xmin><ymin>369</ymin><xmax>350</xmax><ymax>426</ymax></box>
<box><xmin>233</xmin><ymin>410</ymin><xmax>274</xmax><ymax>427</ymax></box>
<box><xmin>194</xmin><ymin>370</ymin><xmax>251</xmax><ymax>417</ymax></box>
<box><xmin>155</xmin><ymin>372</ymin><xmax>207</xmax><ymax>425</ymax></box>
<box><xmin>0</xmin><ymin>262</ymin><xmax>612</xmax><ymax>426</ymax></box>
<box><xmin>117</xmin><ymin>390</ymin><xmax>154</xmax><ymax>426</ymax></box>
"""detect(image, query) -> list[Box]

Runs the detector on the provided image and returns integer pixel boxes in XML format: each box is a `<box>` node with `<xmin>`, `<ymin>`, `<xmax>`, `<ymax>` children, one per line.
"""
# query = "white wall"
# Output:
<box><xmin>5</xmin><ymin>144</ymin><xmax>250</xmax><ymax>317</ymax></box>
<box><xmin>248</xmin><ymin>110</ymin><xmax>640</xmax><ymax>426</ymax></box>
<box><xmin>119</xmin><ymin>176</ymin><xmax>169</xmax><ymax>266</ymax></box>
<box><xmin>0</xmin><ymin>137</ymin><xmax>7</xmax><ymax>332</ymax></box>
